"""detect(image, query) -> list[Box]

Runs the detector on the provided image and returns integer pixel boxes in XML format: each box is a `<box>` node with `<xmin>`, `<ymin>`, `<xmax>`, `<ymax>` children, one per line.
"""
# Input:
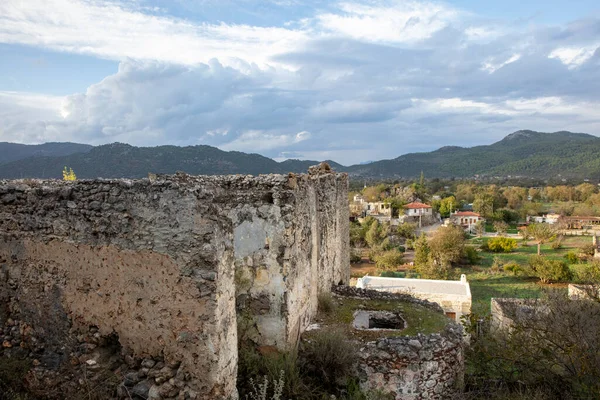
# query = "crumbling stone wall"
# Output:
<box><xmin>333</xmin><ymin>287</ymin><xmax>464</xmax><ymax>400</ymax></box>
<box><xmin>357</xmin><ymin>326</ymin><xmax>464</xmax><ymax>400</ymax></box>
<box><xmin>0</xmin><ymin>168</ymin><xmax>348</xmax><ymax>399</ymax></box>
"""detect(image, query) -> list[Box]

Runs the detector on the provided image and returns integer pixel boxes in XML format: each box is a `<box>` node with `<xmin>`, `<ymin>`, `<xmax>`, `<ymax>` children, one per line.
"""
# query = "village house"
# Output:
<box><xmin>356</xmin><ymin>274</ymin><xmax>472</xmax><ymax>323</ymax></box>
<box><xmin>527</xmin><ymin>213</ymin><xmax>561</xmax><ymax>224</ymax></box>
<box><xmin>402</xmin><ymin>201</ymin><xmax>437</xmax><ymax>227</ymax></box>
<box><xmin>365</xmin><ymin>201</ymin><xmax>392</xmax><ymax>217</ymax></box>
<box><xmin>448</xmin><ymin>211</ymin><xmax>484</xmax><ymax>234</ymax></box>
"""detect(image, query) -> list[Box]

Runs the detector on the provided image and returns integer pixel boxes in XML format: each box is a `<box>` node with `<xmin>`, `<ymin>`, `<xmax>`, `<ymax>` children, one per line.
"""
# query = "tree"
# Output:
<box><xmin>365</xmin><ymin>220</ymin><xmax>385</xmax><ymax>248</ymax></box>
<box><xmin>374</xmin><ymin>249</ymin><xmax>404</xmax><ymax>271</ymax></box>
<box><xmin>428</xmin><ymin>225</ymin><xmax>465</xmax><ymax>265</ymax></box>
<box><xmin>474</xmin><ymin>220</ymin><xmax>486</xmax><ymax>237</ymax></box>
<box><xmin>492</xmin><ymin>221</ymin><xmax>509</xmax><ymax>236</ymax></box>
<box><xmin>438</xmin><ymin>196</ymin><xmax>459</xmax><ymax>218</ymax></box>
<box><xmin>473</xmin><ymin>193</ymin><xmax>494</xmax><ymax>218</ymax></box>
<box><xmin>413</xmin><ymin>233</ymin><xmax>430</xmax><ymax>268</ymax></box>
<box><xmin>62</xmin><ymin>166</ymin><xmax>76</xmax><ymax>181</ymax></box>
<box><xmin>526</xmin><ymin>223</ymin><xmax>556</xmax><ymax>255</ymax></box>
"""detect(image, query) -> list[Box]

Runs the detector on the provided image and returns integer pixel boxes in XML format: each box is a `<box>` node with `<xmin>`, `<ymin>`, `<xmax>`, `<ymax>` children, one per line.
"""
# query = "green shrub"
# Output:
<box><xmin>300</xmin><ymin>330</ymin><xmax>358</xmax><ymax>391</ymax></box>
<box><xmin>551</xmin><ymin>235</ymin><xmax>564</xmax><ymax>249</ymax></box>
<box><xmin>487</xmin><ymin>237</ymin><xmax>518</xmax><ymax>253</ymax></box>
<box><xmin>379</xmin><ymin>271</ymin><xmax>406</xmax><ymax>278</ymax></box>
<box><xmin>374</xmin><ymin>249</ymin><xmax>403</xmax><ymax>271</ymax></box>
<box><xmin>528</xmin><ymin>255</ymin><xmax>572</xmax><ymax>283</ymax></box>
<box><xmin>564</xmin><ymin>251</ymin><xmax>579</xmax><ymax>264</ymax></box>
<box><xmin>463</xmin><ymin>246</ymin><xmax>480</xmax><ymax>265</ymax></box>
<box><xmin>503</xmin><ymin>262</ymin><xmax>522</xmax><ymax>275</ymax></box>
<box><xmin>350</xmin><ymin>249</ymin><xmax>362</xmax><ymax>264</ymax></box>
<box><xmin>579</xmin><ymin>243</ymin><xmax>596</xmax><ymax>257</ymax></box>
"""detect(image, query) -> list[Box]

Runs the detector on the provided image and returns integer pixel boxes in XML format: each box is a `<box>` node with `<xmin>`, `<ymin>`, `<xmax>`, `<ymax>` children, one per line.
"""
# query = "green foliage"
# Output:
<box><xmin>486</xmin><ymin>237</ymin><xmax>518</xmax><ymax>253</ymax></box>
<box><xmin>492</xmin><ymin>220</ymin><xmax>509</xmax><ymax>235</ymax></box>
<box><xmin>300</xmin><ymin>330</ymin><xmax>358</xmax><ymax>392</ymax></box>
<box><xmin>373</xmin><ymin>249</ymin><xmax>404</xmax><ymax>271</ymax></box>
<box><xmin>550</xmin><ymin>235</ymin><xmax>563</xmax><ymax>249</ymax></box>
<box><xmin>395</xmin><ymin>223</ymin><xmax>417</xmax><ymax>239</ymax></box>
<box><xmin>579</xmin><ymin>242</ymin><xmax>596</xmax><ymax>257</ymax></box>
<box><xmin>503</xmin><ymin>262</ymin><xmax>522</xmax><ymax>275</ymax></box>
<box><xmin>564</xmin><ymin>251</ymin><xmax>579</xmax><ymax>264</ymax></box>
<box><xmin>463</xmin><ymin>246</ymin><xmax>480</xmax><ymax>265</ymax></box>
<box><xmin>317</xmin><ymin>292</ymin><xmax>335</xmax><ymax>314</ymax></box>
<box><xmin>526</xmin><ymin>223</ymin><xmax>557</xmax><ymax>255</ymax></box>
<box><xmin>465</xmin><ymin>291</ymin><xmax>600</xmax><ymax>398</ymax></box>
<box><xmin>413</xmin><ymin>233</ymin><xmax>430</xmax><ymax>268</ymax></box>
<box><xmin>438</xmin><ymin>195</ymin><xmax>459</xmax><ymax>217</ymax></box>
<box><xmin>528</xmin><ymin>255</ymin><xmax>572</xmax><ymax>283</ymax></box>
<box><xmin>428</xmin><ymin>225</ymin><xmax>466</xmax><ymax>265</ymax></box>
<box><xmin>350</xmin><ymin>249</ymin><xmax>362</xmax><ymax>264</ymax></box>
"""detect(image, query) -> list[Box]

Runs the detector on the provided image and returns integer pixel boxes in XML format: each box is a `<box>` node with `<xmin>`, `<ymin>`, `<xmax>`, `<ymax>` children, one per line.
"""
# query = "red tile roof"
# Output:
<box><xmin>453</xmin><ymin>211</ymin><xmax>481</xmax><ymax>217</ymax></box>
<box><xmin>403</xmin><ymin>202</ymin><xmax>432</xmax><ymax>209</ymax></box>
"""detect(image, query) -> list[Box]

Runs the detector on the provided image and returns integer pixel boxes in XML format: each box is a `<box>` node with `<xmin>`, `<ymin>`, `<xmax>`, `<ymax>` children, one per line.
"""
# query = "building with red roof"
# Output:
<box><xmin>449</xmin><ymin>211</ymin><xmax>484</xmax><ymax>233</ymax></box>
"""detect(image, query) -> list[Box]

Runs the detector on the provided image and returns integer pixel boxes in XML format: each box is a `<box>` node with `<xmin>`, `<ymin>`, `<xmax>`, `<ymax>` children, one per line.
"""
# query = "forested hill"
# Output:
<box><xmin>0</xmin><ymin>142</ymin><xmax>92</xmax><ymax>165</ymax></box>
<box><xmin>0</xmin><ymin>142</ymin><xmax>344</xmax><ymax>179</ymax></box>
<box><xmin>1</xmin><ymin>130</ymin><xmax>599</xmax><ymax>179</ymax></box>
<box><xmin>345</xmin><ymin>130</ymin><xmax>600</xmax><ymax>179</ymax></box>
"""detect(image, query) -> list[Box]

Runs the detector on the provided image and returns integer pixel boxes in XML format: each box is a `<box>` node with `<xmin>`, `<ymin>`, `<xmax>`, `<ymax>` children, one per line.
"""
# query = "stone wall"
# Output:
<box><xmin>0</xmin><ymin>167</ymin><xmax>348</xmax><ymax>399</ymax></box>
<box><xmin>357</xmin><ymin>325</ymin><xmax>464</xmax><ymax>400</ymax></box>
<box><xmin>333</xmin><ymin>286</ymin><xmax>464</xmax><ymax>400</ymax></box>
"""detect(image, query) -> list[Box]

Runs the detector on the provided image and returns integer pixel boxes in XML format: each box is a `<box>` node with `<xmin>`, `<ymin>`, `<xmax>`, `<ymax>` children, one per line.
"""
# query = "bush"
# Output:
<box><xmin>396</xmin><ymin>223</ymin><xmax>417</xmax><ymax>239</ymax></box>
<box><xmin>487</xmin><ymin>237</ymin><xmax>518</xmax><ymax>253</ymax></box>
<box><xmin>551</xmin><ymin>235</ymin><xmax>563</xmax><ymax>250</ymax></box>
<box><xmin>503</xmin><ymin>262</ymin><xmax>522</xmax><ymax>275</ymax></box>
<box><xmin>374</xmin><ymin>249</ymin><xmax>403</xmax><ymax>271</ymax></box>
<box><xmin>528</xmin><ymin>255</ymin><xmax>572</xmax><ymax>283</ymax></box>
<box><xmin>350</xmin><ymin>249</ymin><xmax>362</xmax><ymax>264</ymax></box>
<box><xmin>300</xmin><ymin>330</ymin><xmax>358</xmax><ymax>392</ymax></box>
<box><xmin>317</xmin><ymin>292</ymin><xmax>335</xmax><ymax>314</ymax></box>
<box><xmin>564</xmin><ymin>251</ymin><xmax>579</xmax><ymax>264</ymax></box>
<box><xmin>463</xmin><ymin>246</ymin><xmax>480</xmax><ymax>265</ymax></box>
<box><xmin>579</xmin><ymin>243</ymin><xmax>596</xmax><ymax>257</ymax></box>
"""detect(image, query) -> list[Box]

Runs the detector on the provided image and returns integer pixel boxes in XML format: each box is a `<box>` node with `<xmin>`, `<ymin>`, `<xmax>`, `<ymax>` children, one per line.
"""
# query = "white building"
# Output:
<box><xmin>356</xmin><ymin>275</ymin><xmax>471</xmax><ymax>322</ymax></box>
<box><xmin>448</xmin><ymin>211</ymin><xmax>484</xmax><ymax>233</ymax></box>
<box><xmin>403</xmin><ymin>202</ymin><xmax>433</xmax><ymax>217</ymax></box>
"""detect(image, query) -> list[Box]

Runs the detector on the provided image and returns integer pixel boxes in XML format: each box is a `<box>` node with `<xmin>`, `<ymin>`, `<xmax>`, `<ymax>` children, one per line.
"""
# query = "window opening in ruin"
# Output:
<box><xmin>445</xmin><ymin>312</ymin><xmax>456</xmax><ymax>320</ymax></box>
<box><xmin>352</xmin><ymin>310</ymin><xmax>406</xmax><ymax>331</ymax></box>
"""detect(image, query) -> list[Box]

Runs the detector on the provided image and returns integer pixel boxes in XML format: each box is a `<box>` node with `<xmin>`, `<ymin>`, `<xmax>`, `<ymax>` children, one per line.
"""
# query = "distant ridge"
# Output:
<box><xmin>0</xmin><ymin>130</ymin><xmax>598</xmax><ymax>179</ymax></box>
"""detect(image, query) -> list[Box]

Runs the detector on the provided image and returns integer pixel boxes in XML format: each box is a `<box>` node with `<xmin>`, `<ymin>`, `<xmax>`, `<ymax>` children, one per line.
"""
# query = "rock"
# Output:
<box><xmin>123</xmin><ymin>371</ymin><xmax>141</xmax><ymax>387</ymax></box>
<box><xmin>141</xmin><ymin>358</ymin><xmax>156</xmax><ymax>369</ymax></box>
<box><xmin>148</xmin><ymin>384</ymin><xmax>162</xmax><ymax>400</ymax></box>
<box><xmin>131</xmin><ymin>380</ymin><xmax>153</xmax><ymax>398</ymax></box>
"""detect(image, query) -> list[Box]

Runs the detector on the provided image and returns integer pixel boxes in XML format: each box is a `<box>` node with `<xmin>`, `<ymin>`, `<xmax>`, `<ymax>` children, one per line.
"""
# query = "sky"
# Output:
<box><xmin>1</xmin><ymin>0</ymin><xmax>599</xmax><ymax>165</ymax></box>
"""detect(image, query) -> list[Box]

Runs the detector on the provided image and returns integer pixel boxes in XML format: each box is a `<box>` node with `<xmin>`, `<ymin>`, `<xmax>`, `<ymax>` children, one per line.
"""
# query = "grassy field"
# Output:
<box><xmin>463</xmin><ymin>235</ymin><xmax>592</xmax><ymax>314</ymax></box>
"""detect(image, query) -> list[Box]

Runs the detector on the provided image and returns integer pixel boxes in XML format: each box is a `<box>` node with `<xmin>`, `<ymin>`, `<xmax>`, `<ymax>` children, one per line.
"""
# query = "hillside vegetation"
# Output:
<box><xmin>2</xmin><ymin>130</ymin><xmax>600</xmax><ymax>179</ymax></box>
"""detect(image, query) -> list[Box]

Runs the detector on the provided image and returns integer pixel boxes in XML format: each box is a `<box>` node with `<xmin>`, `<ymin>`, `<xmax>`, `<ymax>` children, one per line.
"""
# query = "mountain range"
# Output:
<box><xmin>0</xmin><ymin>130</ymin><xmax>598</xmax><ymax>180</ymax></box>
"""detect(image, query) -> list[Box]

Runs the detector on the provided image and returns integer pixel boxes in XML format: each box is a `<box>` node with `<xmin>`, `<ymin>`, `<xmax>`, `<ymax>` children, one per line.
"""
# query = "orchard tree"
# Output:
<box><xmin>527</xmin><ymin>223</ymin><xmax>556</xmax><ymax>255</ymax></box>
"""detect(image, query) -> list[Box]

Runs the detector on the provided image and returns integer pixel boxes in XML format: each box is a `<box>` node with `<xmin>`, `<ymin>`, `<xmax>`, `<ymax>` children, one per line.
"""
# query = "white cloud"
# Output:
<box><xmin>481</xmin><ymin>53</ymin><xmax>521</xmax><ymax>73</ymax></box>
<box><xmin>317</xmin><ymin>0</ymin><xmax>459</xmax><ymax>43</ymax></box>
<box><xmin>220</xmin><ymin>129</ymin><xmax>311</xmax><ymax>151</ymax></box>
<box><xmin>549</xmin><ymin>46</ymin><xmax>597</xmax><ymax>68</ymax></box>
<box><xmin>1</xmin><ymin>0</ymin><xmax>600</xmax><ymax>164</ymax></box>
<box><xmin>0</xmin><ymin>0</ymin><xmax>308</xmax><ymax>68</ymax></box>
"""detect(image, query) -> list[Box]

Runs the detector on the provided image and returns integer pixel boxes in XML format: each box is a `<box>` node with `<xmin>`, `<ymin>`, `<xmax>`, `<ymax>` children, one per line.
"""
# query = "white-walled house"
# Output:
<box><xmin>356</xmin><ymin>275</ymin><xmax>472</xmax><ymax>322</ymax></box>
<box><xmin>449</xmin><ymin>211</ymin><xmax>484</xmax><ymax>233</ymax></box>
<box><xmin>403</xmin><ymin>202</ymin><xmax>433</xmax><ymax>217</ymax></box>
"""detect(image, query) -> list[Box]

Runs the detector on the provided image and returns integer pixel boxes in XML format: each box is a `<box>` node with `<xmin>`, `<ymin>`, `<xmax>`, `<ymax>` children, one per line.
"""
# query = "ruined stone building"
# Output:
<box><xmin>0</xmin><ymin>167</ymin><xmax>349</xmax><ymax>399</ymax></box>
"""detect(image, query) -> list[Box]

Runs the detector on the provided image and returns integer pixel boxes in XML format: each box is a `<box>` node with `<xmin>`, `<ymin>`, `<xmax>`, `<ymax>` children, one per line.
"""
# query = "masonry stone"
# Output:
<box><xmin>0</xmin><ymin>166</ymin><xmax>349</xmax><ymax>399</ymax></box>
